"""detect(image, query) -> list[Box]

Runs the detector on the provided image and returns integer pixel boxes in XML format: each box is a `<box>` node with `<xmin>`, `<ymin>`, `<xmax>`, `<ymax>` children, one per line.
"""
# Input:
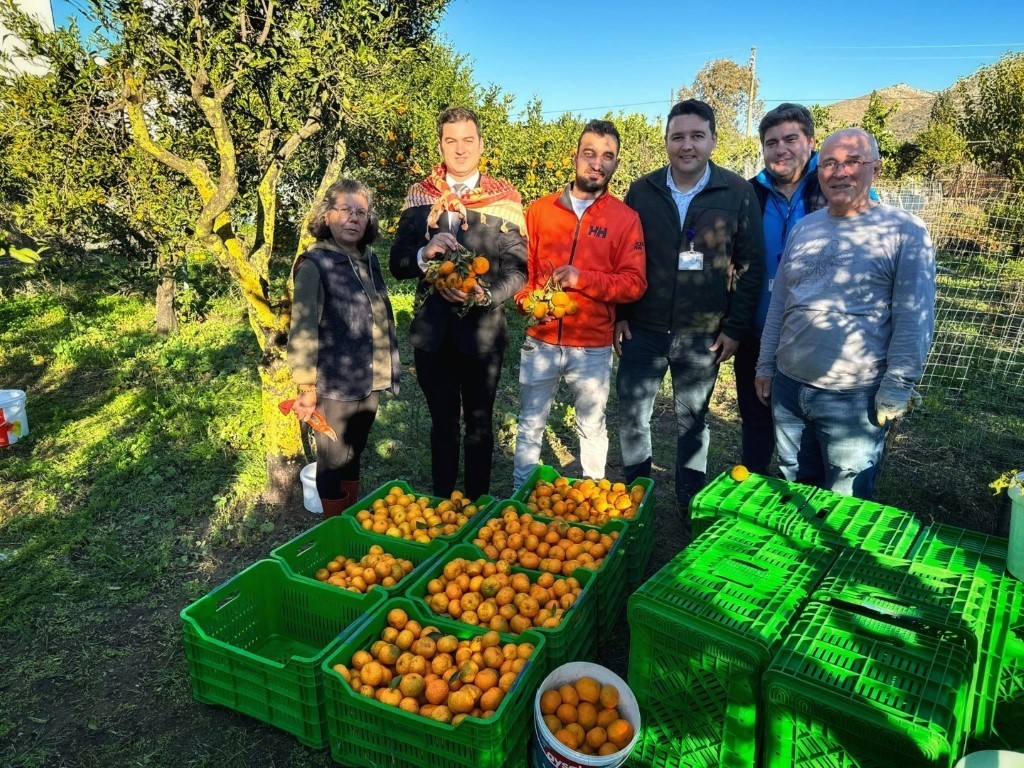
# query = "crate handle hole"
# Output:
<box><xmin>215</xmin><ymin>591</ymin><xmax>240</xmax><ymax>611</ymax></box>
<box><xmin>815</xmin><ymin>507</ymin><xmax>832</xmax><ymax>519</ymax></box>
<box><xmin>297</xmin><ymin>541</ymin><xmax>317</xmax><ymax>557</ymax></box>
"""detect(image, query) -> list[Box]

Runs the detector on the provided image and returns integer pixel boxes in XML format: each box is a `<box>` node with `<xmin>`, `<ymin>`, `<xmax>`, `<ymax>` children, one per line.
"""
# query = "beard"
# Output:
<box><xmin>574</xmin><ymin>174</ymin><xmax>609</xmax><ymax>195</ymax></box>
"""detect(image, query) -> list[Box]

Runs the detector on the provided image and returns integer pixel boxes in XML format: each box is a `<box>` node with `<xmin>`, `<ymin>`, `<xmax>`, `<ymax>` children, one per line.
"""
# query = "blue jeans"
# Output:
<box><xmin>514</xmin><ymin>339</ymin><xmax>612</xmax><ymax>490</ymax></box>
<box><xmin>771</xmin><ymin>372</ymin><xmax>887</xmax><ymax>499</ymax></box>
<box><xmin>616</xmin><ymin>327</ymin><xmax>720</xmax><ymax>502</ymax></box>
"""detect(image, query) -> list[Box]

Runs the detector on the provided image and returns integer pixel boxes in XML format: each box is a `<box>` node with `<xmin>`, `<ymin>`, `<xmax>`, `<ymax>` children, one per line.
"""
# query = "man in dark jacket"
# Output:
<box><xmin>616</xmin><ymin>99</ymin><xmax>764</xmax><ymax>529</ymax></box>
<box><xmin>390</xmin><ymin>107</ymin><xmax>528</xmax><ymax>501</ymax></box>
<box><xmin>737</xmin><ymin>103</ymin><xmax>825</xmax><ymax>475</ymax></box>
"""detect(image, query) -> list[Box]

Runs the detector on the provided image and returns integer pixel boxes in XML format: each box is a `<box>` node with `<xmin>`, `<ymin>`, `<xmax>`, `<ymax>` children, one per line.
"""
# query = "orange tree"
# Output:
<box><xmin>72</xmin><ymin>0</ymin><xmax>451</xmax><ymax>502</ymax></box>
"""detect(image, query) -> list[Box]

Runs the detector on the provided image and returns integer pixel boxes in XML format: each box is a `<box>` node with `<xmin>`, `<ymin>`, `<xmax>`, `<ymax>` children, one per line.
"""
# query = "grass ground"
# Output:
<box><xmin>0</xmin><ymin>272</ymin><xmax>1010</xmax><ymax>767</ymax></box>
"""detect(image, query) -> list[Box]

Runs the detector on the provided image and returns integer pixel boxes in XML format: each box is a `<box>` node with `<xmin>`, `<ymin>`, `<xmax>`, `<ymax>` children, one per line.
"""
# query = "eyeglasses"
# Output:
<box><xmin>331</xmin><ymin>205</ymin><xmax>369</xmax><ymax>219</ymax></box>
<box><xmin>819</xmin><ymin>157</ymin><xmax>877</xmax><ymax>174</ymax></box>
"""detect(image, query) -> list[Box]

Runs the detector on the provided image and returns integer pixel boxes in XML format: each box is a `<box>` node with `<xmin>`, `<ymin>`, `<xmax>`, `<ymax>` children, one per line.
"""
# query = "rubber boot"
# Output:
<box><xmin>623</xmin><ymin>456</ymin><xmax>653</xmax><ymax>485</ymax></box>
<box><xmin>320</xmin><ymin>492</ymin><xmax>349</xmax><ymax>520</ymax></box>
<box><xmin>340</xmin><ymin>479</ymin><xmax>360</xmax><ymax>508</ymax></box>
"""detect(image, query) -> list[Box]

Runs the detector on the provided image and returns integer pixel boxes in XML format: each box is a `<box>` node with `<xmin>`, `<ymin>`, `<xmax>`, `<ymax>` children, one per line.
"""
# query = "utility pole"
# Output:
<box><xmin>746</xmin><ymin>46</ymin><xmax>757</xmax><ymax>138</ymax></box>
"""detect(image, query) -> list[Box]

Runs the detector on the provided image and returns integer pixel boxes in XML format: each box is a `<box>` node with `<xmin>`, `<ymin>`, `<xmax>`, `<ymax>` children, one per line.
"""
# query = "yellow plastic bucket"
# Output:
<box><xmin>0</xmin><ymin>389</ymin><xmax>28</xmax><ymax>446</ymax></box>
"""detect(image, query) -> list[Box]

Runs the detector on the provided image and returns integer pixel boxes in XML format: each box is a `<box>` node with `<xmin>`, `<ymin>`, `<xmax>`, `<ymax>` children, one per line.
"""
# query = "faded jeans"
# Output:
<box><xmin>616</xmin><ymin>327</ymin><xmax>720</xmax><ymax>502</ymax></box>
<box><xmin>513</xmin><ymin>339</ymin><xmax>612</xmax><ymax>490</ymax></box>
<box><xmin>771</xmin><ymin>372</ymin><xmax>887</xmax><ymax>499</ymax></box>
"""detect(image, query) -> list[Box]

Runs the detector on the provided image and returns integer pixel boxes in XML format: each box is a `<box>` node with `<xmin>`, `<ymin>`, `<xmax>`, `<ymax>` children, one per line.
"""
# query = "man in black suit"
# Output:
<box><xmin>390</xmin><ymin>107</ymin><xmax>528</xmax><ymax>500</ymax></box>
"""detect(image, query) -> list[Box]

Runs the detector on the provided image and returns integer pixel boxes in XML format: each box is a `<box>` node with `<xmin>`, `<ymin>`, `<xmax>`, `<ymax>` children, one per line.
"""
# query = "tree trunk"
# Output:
<box><xmin>156</xmin><ymin>275</ymin><xmax>178</xmax><ymax>335</ymax></box>
<box><xmin>260</xmin><ymin>341</ymin><xmax>304</xmax><ymax>505</ymax></box>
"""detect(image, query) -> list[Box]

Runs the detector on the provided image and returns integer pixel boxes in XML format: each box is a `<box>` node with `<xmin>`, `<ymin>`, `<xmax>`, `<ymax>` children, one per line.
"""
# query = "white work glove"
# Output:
<box><xmin>875</xmin><ymin>391</ymin><xmax>910</xmax><ymax>426</ymax></box>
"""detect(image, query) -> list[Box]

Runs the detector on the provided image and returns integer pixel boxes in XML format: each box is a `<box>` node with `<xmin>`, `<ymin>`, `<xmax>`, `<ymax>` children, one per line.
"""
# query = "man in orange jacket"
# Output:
<box><xmin>512</xmin><ymin>120</ymin><xmax>647</xmax><ymax>491</ymax></box>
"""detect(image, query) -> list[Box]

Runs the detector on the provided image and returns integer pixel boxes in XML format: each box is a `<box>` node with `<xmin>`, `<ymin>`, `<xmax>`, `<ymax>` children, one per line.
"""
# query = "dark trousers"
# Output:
<box><xmin>314</xmin><ymin>392</ymin><xmax>380</xmax><ymax>498</ymax></box>
<box><xmin>414</xmin><ymin>344</ymin><xmax>504</xmax><ymax>500</ymax></box>
<box><xmin>734</xmin><ymin>334</ymin><xmax>774</xmax><ymax>474</ymax></box>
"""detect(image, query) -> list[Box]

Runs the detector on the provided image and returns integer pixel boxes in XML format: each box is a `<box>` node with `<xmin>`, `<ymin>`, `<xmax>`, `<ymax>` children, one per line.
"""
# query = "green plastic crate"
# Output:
<box><xmin>763</xmin><ymin>601</ymin><xmax>976</xmax><ymax>768</ymax></box>
<box><xmin>463</xmin><ymin>498</ymin><xmax>630</xmax><ymax>642</ymax></box>
<box><xmin>906</xmin><ymin>524</ymin><xmax>1024</xmax><ymax>748</ymax></box>
<box><xmin>323</xmin><ymin>596</ymin><xmax>547</xmax><ymax>768</ymax></box>
<box><xmin>180</xmin><ymin>558</ymin><xmax>383</xmax><ymax>749</ymax></box>
<box><xmin>511</xmin><ymin>464</ymin><xmax>656</xmax><ymax>591</ymax></box>
<box><xmin>340</xmin><ymin>478</ymin><xmax>495</xmax><ymax>551</ymax></box>
<box><xmin>812</xmin><ymin>549</ymin><xmax>989</xmax><ymax>737</ymax></box>
<box><xmin>689</xmin><ymin>471</ymin><xmax>920</xmax><ymax>557</ymax></box>
<box><xmin>403</xmin><ymin>542</ymin><xmax>597</xmax><ymax>675</ymax></box>
<box><xmin>626</xmin><ymin>518</ymin><xmax>835</xmax><ymax>768</ymax></box>
<box><xmin>270</xmin><ymin>514</ymin><xmax>441</xmax><ymax>598</ymax></box>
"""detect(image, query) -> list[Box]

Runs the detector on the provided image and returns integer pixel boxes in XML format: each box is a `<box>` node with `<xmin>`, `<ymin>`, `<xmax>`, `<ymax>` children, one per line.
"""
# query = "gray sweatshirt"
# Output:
<box><xmin>755</xmin><ymin>203</ymin><xmax>935</xmax><ymax>403</ymax></box>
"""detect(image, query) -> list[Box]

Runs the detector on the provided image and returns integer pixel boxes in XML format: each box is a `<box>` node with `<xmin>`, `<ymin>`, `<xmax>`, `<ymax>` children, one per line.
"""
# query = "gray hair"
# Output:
<box><xmin>306</xmin><ymin>178</ymin><xmax>378</xmax><ymax>247</ymax></box>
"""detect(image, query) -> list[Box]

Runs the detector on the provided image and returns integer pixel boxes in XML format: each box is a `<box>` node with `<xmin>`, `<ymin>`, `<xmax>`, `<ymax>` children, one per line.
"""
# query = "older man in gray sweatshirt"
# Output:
<box><xmin>754</xmin><ymin>128</ymin><xmax>935</xmax><ymax>499</ymax></box>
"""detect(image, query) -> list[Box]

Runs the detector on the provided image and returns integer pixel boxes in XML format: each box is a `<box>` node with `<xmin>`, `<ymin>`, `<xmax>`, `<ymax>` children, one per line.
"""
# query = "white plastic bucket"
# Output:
<box><xmin>1009</xmin><ymin>474</ymin><xmax>1024</xmax><ymax>581</ymax></box>
<box><xmin>954</xmin><ymin>751</ymin><xmax>1024</xmax><ymax>768</ymax></box>
<box><xmin>0</xmin><ymin>389</ymin><xmax>28</xmax><ymax>446</ymax></box>
<box><xmin>300</xmin><ymin>462</ymin><xmax>322</xmax><ymax>514</ymax></box>
<box><xmin>530</xmin><ymin>661</ymin><xmax>641</xmax><ymax>768</ymax></box>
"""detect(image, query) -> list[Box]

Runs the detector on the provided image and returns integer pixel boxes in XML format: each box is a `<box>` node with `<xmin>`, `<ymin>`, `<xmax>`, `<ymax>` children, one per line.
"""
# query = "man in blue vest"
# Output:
<box><xmin>736</xmin><ymin>103</ymin><xmax>825</xmax><ymax>475</ymax></box>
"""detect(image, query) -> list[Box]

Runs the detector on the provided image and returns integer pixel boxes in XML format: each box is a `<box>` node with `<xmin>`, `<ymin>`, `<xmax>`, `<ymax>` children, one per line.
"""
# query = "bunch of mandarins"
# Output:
<box><xmin>353</xmin><ymin>488</ymin><xmax>480</xmax><ymax>544</ymax></box>
<box><xmin>331</xmin><ymin>608</ymin><xmax>535</xmax><ymax>725</ymax></box>
<box><xmin>423</xmin><ymin>246</ymin><xmax>489</xmax><ymax>295</ymax></box>
<box><xmin>520</xmin><ymin>275</ymin><xmax>579</xmax><ymax>326</ymax></box>
<box><xmin>524</xmin><ymin>476</ymin><xmax>646</xmax><ymax>527</ymax></box>
<box><xmin>538</xmin><ymin>676</ymin><xmax>635</xmax><ymax>756</ymax></box>
<box><xmin>469</xmin><ymin>507</ymin><xmax>618</xmax><ymax>576</ymax></box>
<box><xmin>423</xmin><ymin>557</ymin><xmax>583</xmax><ymax>635</ymax></box>
<box><xmin>313</xmin><ymin>544</ymin><xmax>415</xmax><ymax>593</ymax></box>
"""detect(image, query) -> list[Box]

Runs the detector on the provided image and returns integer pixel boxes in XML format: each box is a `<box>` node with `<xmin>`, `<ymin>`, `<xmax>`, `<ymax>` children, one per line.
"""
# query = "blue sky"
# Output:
<box><xmin>50</xmin><ymin>0</ymin><xmax>1023</xmax><ymax>123</ymax></box>
<box><xmin>437</xmin><ymin>0</ymin><xmax>1024</xmax><ymax>122</ymax></box>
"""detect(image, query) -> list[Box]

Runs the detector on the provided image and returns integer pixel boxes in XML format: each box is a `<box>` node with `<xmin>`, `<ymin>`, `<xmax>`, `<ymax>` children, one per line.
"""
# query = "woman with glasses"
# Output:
<box><xmin>287</xmin><ymin>179</ymin><xmax>400</xmax><ymax>518</ymax></box>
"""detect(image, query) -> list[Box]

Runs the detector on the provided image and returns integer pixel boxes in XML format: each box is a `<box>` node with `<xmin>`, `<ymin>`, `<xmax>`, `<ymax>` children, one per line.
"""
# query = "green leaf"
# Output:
<box><xmin>7</xmin><ymin>246</ymin><xmax>43</xmax><ymax>264</ymax></box>
<box><xmin>389</xmin><ymin>675</ymin><xmax>402</xmax><ymax>690</ymax></box>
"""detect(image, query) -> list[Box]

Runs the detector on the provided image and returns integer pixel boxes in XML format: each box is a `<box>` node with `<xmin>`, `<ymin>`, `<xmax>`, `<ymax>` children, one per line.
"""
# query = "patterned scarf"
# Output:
<box><xmin>401</xmin><ymin>163</ymin><xmax>527</xmax><ymax>240</ymax></box>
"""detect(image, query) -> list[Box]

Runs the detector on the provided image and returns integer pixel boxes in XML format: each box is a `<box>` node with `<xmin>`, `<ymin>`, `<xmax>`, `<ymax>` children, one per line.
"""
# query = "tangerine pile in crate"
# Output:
<box><xmin>323</xmin><ymin>597</ymin><xmax>547</xmax><ymax>768</ymax></box>
<box><xmin>270</xmin><ymin>515</ymin><xmax>440</xmax><ymax>598</ymax></box>
<box><xmin>513</xmin><ymin>465</ymin><xmax>655</xmax><ymax>590</ymax></box>
<box><xmin>406</xmin><ymin>543</ymin><xmax>598</xmax><ymax>674</ymax></box>
<box><xmin>342</xmin><ymin>480</ymin><xmax>492</xmax><ymax>546</ymax></box>
<box><xmin>469</xmin><ymin>504</ymin><xmax>621</xmax><ymax>576</ymax></box>
<box><xmin>467</xmin><ymin>500</ymin><xmax>628</xmax><ymax>643</ymax></box>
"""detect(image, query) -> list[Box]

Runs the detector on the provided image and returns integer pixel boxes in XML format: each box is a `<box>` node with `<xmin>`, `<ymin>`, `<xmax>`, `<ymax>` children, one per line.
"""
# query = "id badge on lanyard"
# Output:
<box><xmin>677</xmin><ymin>227</ymin><xmax>703</xmax><ymax>271</ymax></box>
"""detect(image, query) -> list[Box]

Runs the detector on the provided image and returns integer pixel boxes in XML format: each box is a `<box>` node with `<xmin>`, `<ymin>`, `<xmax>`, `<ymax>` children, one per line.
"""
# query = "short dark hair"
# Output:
<box><xmin>307</xmin><ymin>178</ymin><xmax>379</xmax><ymax>249</ymax></box>
<box><xmin>666</xmin><ymin>99</ymin><xmax>716</xmax><ymax>136</ymax></box>
<box><xmin>578</xmin><ymin>119</ymin><xmax>621</xmax><ymax>152</ymax></box>
<box><xmin>758</xmin><ymin>103</ymin><xmax>815</xmax><ymax>143</ymax></box>
<box><xmin>437</xmin><ymin>107</ymin><xmax>481</xmax><ymax>141</ymax></box>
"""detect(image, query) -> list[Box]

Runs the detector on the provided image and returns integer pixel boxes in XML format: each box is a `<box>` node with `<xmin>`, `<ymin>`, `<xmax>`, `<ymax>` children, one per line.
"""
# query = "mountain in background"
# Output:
<box><xmin>827</xmin><ymin>84</ymin><xmax>936</xmax><ymax>142</ymax></box>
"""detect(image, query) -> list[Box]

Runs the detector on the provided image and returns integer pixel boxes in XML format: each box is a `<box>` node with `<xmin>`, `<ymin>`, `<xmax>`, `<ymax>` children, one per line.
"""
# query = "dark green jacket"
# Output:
<box><xmin>620</xmin><ymin>162</ymin><xmax>765</xmax><ymax>339</ymax></box>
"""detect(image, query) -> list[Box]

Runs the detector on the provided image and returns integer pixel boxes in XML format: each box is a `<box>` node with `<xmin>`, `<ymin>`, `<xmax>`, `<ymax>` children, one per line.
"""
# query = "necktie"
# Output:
<box><xmin>453</xmin><ymin>183</ymin><xmax>468</xmax><ymax>196</ymax></box>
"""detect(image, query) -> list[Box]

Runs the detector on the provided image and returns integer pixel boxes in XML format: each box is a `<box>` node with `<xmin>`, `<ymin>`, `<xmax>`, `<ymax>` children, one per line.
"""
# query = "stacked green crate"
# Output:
<box><xmin>512</xmin><ymin>464</ymin><xmax>656</xmax><ymax>591</ymax></box>
<box><xmin>811</xmin><ymin>549</ymin><xmax>989</xmax><ymax>737</ymax></box>
<box><xmin>323</xmin><ymin>597</ymin><xmax>547</xmax><ymax>768</ymax></box>
<box><xmin>462</xmin><ymin>498</ymin><xmax>629</xmax><ymax>642</ymax></box>
<box><xmin>180</xmin><ymin>559</ymin><xmax>384</xmax><ymax>749</ymax></box>
<box><xmin>626</xmin><ymin>518</ymin><xmax>835</xmax><ymax>768</ymax></box>
<box><xmin>908</xmin><ymin>524</ymin><xmax>1024</xmax><ymax>751</ymax></box>
<box><xmin>762</xmin><ymin>601</ymin><xmax>976</xmax><ymax>768</ymax></box>
<box><xmin>403</xmin><ymin>542</ymin><xmax>598</xmax><ymax>675</ymax></box>
<box><xmin>688</xmin><ymin>470</ymin><xmax>920</xmax><ymax>557</ymax></box>
<box><xmin>270</xmin><ymin>515</ymin><xmax>444</xmax><ymax>598</ymax></box>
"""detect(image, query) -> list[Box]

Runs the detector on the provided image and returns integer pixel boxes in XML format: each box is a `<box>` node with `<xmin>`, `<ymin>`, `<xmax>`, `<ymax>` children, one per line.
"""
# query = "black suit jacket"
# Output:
<box><xmin>390</xmin><ymin>204</ymin><xmax>528</xmax><ymax>354</ymax></box>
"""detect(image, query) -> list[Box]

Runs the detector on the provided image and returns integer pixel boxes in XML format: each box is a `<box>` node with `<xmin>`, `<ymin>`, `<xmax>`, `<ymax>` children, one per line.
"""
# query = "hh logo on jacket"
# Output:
<box><xmin>587</xmin><ymin>225</ymin><xmax>608</xmax><ymax>238</ymax></box>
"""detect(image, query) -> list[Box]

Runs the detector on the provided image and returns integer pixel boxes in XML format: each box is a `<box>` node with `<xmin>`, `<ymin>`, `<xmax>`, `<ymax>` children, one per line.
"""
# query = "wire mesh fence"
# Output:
<box><xmin>874</xmin><ymin>171</ymin><xmax>1024</xmax><ymax>529</ymax></box>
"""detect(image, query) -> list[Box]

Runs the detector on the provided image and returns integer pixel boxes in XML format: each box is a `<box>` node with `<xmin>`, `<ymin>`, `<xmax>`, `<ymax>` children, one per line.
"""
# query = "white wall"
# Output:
<box><xmin>1</xmin><ymin>0</ymin><xmax>56</xmax><ymax>76</ymax></box>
